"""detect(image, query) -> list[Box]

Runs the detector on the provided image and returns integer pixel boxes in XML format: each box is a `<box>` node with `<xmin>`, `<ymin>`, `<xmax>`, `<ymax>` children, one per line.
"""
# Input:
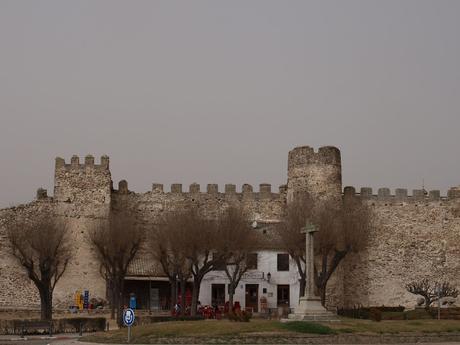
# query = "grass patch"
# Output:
<box><xmin>281</xmin><ymin>321</ymin><xmax>335</xmax><ymax>334</ymax></box>
<box><xmin>82</xmin><ymin>319</ymin><xmax>287</xmax><ymax>343</ymax></box>
<box><xmin>328</xmin><ymin>318</ymin><xmax>460</xmax><ymax>334</ymax></box>
<box><xmin>81</xmin><ymin>318</ymin><xmax>460</xmax><ymax>344</ymax></box>
<box><xmin>336</xmin><ymin>327</ymin><xmax>354</xmax><ymax>333</ymax></box>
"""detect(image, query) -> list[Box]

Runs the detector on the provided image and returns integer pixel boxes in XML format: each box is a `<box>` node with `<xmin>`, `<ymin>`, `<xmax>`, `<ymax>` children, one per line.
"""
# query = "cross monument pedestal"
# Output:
<box><xmin>284</xmin><ymin>223</ymin><xmax>339</xmax><ymax>322</ymax></box>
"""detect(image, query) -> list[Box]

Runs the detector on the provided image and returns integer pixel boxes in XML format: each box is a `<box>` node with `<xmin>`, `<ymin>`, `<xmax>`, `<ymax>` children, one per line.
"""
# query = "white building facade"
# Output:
<box><xmin>198</xmin><ymin>250</ymin><xmax>302</xmax><ymax>312</ymax></box>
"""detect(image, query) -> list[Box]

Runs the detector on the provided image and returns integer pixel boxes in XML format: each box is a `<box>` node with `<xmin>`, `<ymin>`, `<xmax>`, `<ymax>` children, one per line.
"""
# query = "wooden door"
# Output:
<box><xmin>245</xmin><ymin>284</ymin><xmax>259</xmax><ymax>312</ymax></box>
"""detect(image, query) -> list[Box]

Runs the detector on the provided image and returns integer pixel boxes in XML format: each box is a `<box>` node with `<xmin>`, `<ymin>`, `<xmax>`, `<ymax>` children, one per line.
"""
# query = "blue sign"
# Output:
<box><xmin>83</xmin><ymin>290</ymin><xmax>89</xmax><ymax>309</ymax></box>
<box><xmin>123</xmin><ymin>308</ymin><xmax>135</xmax><ymax>326</ymax></box>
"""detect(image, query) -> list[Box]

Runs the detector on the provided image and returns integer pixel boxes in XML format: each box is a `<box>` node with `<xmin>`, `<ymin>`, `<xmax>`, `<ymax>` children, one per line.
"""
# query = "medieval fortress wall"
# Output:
<box><xmin>0</xmin><ymin>146</ymin><xmax>459</xmax><ymax>309</ymax></box>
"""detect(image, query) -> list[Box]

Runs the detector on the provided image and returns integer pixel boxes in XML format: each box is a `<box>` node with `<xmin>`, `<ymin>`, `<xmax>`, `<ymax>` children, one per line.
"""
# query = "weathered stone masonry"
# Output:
<box><xmin>0</xmin><ymin>146</ymin><xmax>459</xmax><ymax>309</ymax></box>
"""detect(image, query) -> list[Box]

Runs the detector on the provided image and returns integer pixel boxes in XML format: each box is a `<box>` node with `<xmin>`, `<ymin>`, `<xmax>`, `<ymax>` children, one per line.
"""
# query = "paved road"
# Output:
<box><xmin>2</xmin><ymin>338</ymin><xmax>460</xmax><ymax>345</ymax></box>
<box><xmin>4</xmin><ymin>341</ymin><xmax>460</xmax><ymax>345</ymax></box>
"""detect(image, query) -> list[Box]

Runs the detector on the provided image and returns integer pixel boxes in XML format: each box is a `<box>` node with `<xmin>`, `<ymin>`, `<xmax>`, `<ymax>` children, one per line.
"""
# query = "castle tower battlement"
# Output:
<box><xmin>54</xmin><ymin>155</ymin><xmax>112</xmax><ymax>206</ymax></box>
<box><xmin>287</xmin><ymin>146</ymin><xmax>342</xmax><ymax>203</ymax></box>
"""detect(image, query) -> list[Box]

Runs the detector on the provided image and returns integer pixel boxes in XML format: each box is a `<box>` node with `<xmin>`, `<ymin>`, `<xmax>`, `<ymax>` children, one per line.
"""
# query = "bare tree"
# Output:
<box><xmin>6</xmin><ymin>213</ymin><xmax>72</xmax><ymax>320</ymax></box>
<box><xmin>178</xmin><ymin>208</ymin><xmax>226</xmax><ymax>316</ymax></box>
<box><xmin>406</xmin><ymin>278</ymin><xmax>459</xmax><ymax>309</ymax></box>
<box><xmin>219</xmin><ymin>206</ymin><xmax>258</xmax><ymax>311</ymax></box>
<box><xmin>149</xmin><ymin>211</ymin><xmax>191</xmax><ymax>315</ymax></box>
<box><xmin>89</xmin><ymin>211</ymin><xmax>145</xmax><ymax>325</ymax></box>
<box><xmin>314</xmin><ymin>196</ymin><xmax>372</xmax><ymax>305</ymax></box>
<box><xmin>276</xmin><ymin>195</ymin><xmax>314</xmax><ymax>301</ymax></box>
<box><xmin>277</xmin><ymin>193</ymin><xmax>371</xmax><ymax>306</ymax></box>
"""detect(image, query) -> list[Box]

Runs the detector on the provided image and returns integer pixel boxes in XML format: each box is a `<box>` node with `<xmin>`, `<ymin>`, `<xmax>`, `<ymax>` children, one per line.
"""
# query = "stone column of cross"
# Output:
<box><xmin>300</xmin><ymin>222</ymin><xmax>318</xmax><ymax>300</ymax></box>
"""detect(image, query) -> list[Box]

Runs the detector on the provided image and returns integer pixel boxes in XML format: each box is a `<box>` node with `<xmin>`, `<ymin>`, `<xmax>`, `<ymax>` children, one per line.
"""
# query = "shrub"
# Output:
<box><xmin>56</xmin><ymin>317</ymin><xmax>107</xmax><ymax>333</ymax></box>
<box><xmin>337</xmin><ymin>305</ymin><xmax>405</xmax><ymax>319</ymax></box>
<box><xmin>381</xmin><ymin>311</ymin><xmax>405</xmax><ymax>320</ymax></box>
<box><xmin>369</xmin><ymin>308</ymin><xmax>382</xmax><ymax>322</ymax></box>
<box><xmin>228</xmin><ymin>309</ymin><xmax>252</xmax><ymax>322</ymax></box>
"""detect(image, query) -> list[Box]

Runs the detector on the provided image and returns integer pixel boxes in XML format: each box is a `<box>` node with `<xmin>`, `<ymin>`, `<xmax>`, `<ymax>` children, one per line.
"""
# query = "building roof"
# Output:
<box><xmin>126</xmin><ymin>221</ymin><xmax>285</xmax><ymax>278</ymax></box>
<box><xmin>127</xmin><ymin>256</ymin><xmax>167</xmax><ymax>278</ymax></box>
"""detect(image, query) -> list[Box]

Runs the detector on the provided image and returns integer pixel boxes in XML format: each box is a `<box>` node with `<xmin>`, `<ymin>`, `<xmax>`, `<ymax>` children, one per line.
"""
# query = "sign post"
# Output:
<box><xmin>123</xmin><ymin>308</ymin><xmax>135</xmax><ymax>343</ymax></box>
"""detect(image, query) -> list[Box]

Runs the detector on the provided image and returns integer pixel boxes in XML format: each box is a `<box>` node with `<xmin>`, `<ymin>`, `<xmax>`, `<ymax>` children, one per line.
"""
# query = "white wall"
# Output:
<box><xmin>199</xmin><ymin>250</ymin><xmax>302</xmax><ymax>311</ymax></box>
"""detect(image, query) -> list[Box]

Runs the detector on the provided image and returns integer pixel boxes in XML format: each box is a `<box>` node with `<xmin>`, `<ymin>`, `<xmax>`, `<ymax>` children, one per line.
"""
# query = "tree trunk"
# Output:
<box><xmin>299</xmin><ymin>278</ymin><xmax>306</xmax><ymax>300</ymax></box>
<box><xmin>107</xmin><ymin>279</ymin><xmax>115</xmax><ymax>320</ymax></box>
<box><xmin>180</xmin><ymin>278</ymin><xmax>186</xmax><ymax>316</ymax></box>
<box><xmin>320</xmin><ymin>283</ymin><xmax>327</xmax><ymax>306</ymax></box>
<box><xmin>293</xmin><ymin>257</ymin><xmax>306</xmax><ymax>300</ymax></box>
<box><xmin>169</xmin><ymin>279</ymin><xmax>177</xmax><ymax>312</ymax></box>
<box><xmin>190</xmin><ymin>275</ymin><xmax>202</xmax><ymax>317</ymax></box>
<box><xmin>39</xmin><ymin>287</ymin><xmax>53</xmax><ymax>321</ymax></box>
<box><xmin>114</xmin><ymin>282</ymin><xmax>124</xmax><ymax>327</ymax></box>
<box><xmin>228</xmin><ymin>289</ymin><xmax>234</xmax><ymax>314</ymax></box>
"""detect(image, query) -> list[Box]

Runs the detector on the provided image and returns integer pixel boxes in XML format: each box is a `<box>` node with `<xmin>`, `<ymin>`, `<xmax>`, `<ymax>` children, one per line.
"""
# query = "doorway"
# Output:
<box><xmin>245</xmin><ymin>284</ymin><xmax>259</xmax><ymax>312</ymax></box>
<box><xmin>277</xmin><ymin>284</ymin><xmax>290</xmax><ymax>307</ymax></box>
<box><xmin>211</xmin><ymin>284</ymin><xmax>226</xmax><ymax>307</ymax></box>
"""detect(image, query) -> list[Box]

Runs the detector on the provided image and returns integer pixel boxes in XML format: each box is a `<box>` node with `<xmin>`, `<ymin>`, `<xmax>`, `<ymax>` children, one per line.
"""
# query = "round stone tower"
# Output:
<box><xmin>287</xmin><ymin>146</ymin><xmax>342</xmax><ymax>204</ymax></box>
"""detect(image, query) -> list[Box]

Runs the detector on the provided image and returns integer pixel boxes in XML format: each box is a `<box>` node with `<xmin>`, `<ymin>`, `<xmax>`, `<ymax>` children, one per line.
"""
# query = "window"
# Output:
<box><xmin>246</xmin><ymin>253</ymin><xmax>258</xmax><ymax>270</ymax></box>
<box><xmin>277</xmin><ymin>285</ymin><xmax>290</xmax><ymax>306</ymax></box>
<box><xmin>277</xmin><ymin>253</ymin><xmax>289</xmax><ymax>271</ymax></box>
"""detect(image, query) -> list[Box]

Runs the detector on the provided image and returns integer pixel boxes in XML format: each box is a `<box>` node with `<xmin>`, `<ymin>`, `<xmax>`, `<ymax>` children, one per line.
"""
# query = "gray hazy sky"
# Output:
<box><xmin>1</xmin><ymin>0</ymin><xmax>459</xmax><ymax>208</ymax></box>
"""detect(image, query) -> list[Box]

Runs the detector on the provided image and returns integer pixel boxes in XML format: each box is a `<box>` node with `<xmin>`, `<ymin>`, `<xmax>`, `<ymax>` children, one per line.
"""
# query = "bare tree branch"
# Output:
<box><xmin>6</xmin><ymin>213</ymin><xmax>73</xmax><ymax>320</ymax></box>
<box><xmin>89</xmin><ymin>210</ymin><xmax>145</xmax><ymax>325</ymax></box>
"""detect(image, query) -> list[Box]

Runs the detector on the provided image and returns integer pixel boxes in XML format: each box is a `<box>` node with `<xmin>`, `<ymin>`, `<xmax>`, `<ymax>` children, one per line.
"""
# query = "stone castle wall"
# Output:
<box><xmin>342</xmin><ymin>188</ymin><xmax>460</xmax><ymax>308</ymax></box>
<box><xmin>0</xmin><ymin>146</ymin><xmax>459</xmax><ymax>309</ymax></box>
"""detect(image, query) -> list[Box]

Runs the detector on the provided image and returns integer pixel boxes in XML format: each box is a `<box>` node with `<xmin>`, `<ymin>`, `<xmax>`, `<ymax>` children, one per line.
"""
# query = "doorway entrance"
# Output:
<box><xmin>277</xmin><ymin>284</ymin><xmax>290</xmax><ymax>307</ymax></box>
<box><xmin>211</xmin><ymin>284</ymin><xmax>226</xmax><ymax>307</ymax></box>
<box><xmin>245</xmin><ymin>284</ymin><xmax>259</xmax><ymax>312</ymax></box>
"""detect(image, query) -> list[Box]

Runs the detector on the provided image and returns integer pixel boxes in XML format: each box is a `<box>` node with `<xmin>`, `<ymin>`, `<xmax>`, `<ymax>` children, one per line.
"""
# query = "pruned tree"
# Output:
<box><xmin>149</xmin><ymin>211</ymin><xmax>191</xmax><ymax>315</ymax></box>
<box><xmin>219</xmin><ymin>206</ymin><xmax>259</xmax><ymax>311</ymax></box>
<box><xmin>178</xmin><ymin>207</ymin><xmax>226</xmax><ymax>316</ymax></box>
<box><xmin>6</xmin><ymin>213</ymin><xmax>72</xmax><ymax>321</ymax></box>
<box><xmin>89</xmin><ymin>211</ymin><xmax>145</xmax><ymax>325</ymax></box>
<box><xmin>276</xmin><ymin>194</ymin><xmax>314</xmax><ymax>301</ymax></box>
<box><xmin>314</xmin><ymin>196</ymin><xmax>372</xmax><ymax>305</ymax></box>
<box><xmin>277</xmin><ymin>192</ymin><xmax>372</xmax><ymax>306</ymax></box>
<box><xmin>406</xmin><ymin>278</ymin><xmax>459</xmax><ymax>309</ymax></box>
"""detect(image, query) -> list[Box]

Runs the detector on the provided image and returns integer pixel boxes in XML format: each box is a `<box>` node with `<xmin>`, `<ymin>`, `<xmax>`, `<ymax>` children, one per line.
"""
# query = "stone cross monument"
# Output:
<box><xmin>286</xmin><ymin>222</ymin><xmax>339</xmax><ymax>321</ymax></box>
<box><xmin>302</xmin><ymin>223</ymin><xmax>319</xmax><ymax>300</ymax></box>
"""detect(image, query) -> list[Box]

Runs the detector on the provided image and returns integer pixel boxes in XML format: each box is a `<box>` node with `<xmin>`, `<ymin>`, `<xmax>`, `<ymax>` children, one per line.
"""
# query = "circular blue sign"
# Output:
<box><xmin>123</xmin><ymin>308</ymin><xmax>135</xmax><ymax>326</ymax></box>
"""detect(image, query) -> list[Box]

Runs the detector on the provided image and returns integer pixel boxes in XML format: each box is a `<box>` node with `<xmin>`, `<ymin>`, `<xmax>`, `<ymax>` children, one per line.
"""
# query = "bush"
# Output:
<box><xmin>381</xmin><ymin>311</ymin><xmax>405</xmax><ymax>320</ymax></box>
<box><xmin>227</xmin><ymin>310</ymin><xmax>252</xmax><ymax>322</ymax></box>
<box><xmin>0</xmin><ymin>317</ymin><xmax>107</xmax><ymax>335</ymax></box>
<box><xmin>337</xmin><ymin>306</ymin><xmax>405</xmax><ymax>319</ymax></box>
<box><xmin>282</xmin><ymin>321</ymin><xmax>335</xmax><ymax>334</ymax></box>
<box><xmin>56</xmin><ymin>317</ymin><xmax>107</xmax><ymax>333</ymax></box>
<box><xmin>405</xmin><ymin>309</ymin><xmax>432</xmax><ymax>320</ymax></box>
<box><xmin>369</xmin><ymin>308</ymin><xmax>382</xmax><ymax>322</ymax></box>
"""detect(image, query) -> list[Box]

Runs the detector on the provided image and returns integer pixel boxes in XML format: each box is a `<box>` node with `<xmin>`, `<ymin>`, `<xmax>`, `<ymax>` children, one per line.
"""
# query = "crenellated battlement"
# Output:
<box><xmin>55</xmin><ymin>155</ymin><xmax>110</xmax><ymax>171</ymax></box>
<box><xmin>4</xmin><ymin>145</ymin><xmax>460</xmax><ymax>311</ymax></box>
<box><xmin>343</xmin><ymin>186</ymin><xmax>460</xmax><ymax>203</ymax></box>
<box><xmin>54</xmin><ymin>154</ymin><xmax>112</xmax><ymax>205</ymax></box>
<box><xmin>287</xmin><ymin>145</ymin><xmax>342</xmax><ymax>203</ymax></box>
<box><xmin>288</xmin><ymin>145</ymin><xmax>341</xmax><ymax>169</ymax></box>
<box><xmin>112</xmin><ymin>181</ymin><xmax>288</xmax><ymax>199</ymax></box>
